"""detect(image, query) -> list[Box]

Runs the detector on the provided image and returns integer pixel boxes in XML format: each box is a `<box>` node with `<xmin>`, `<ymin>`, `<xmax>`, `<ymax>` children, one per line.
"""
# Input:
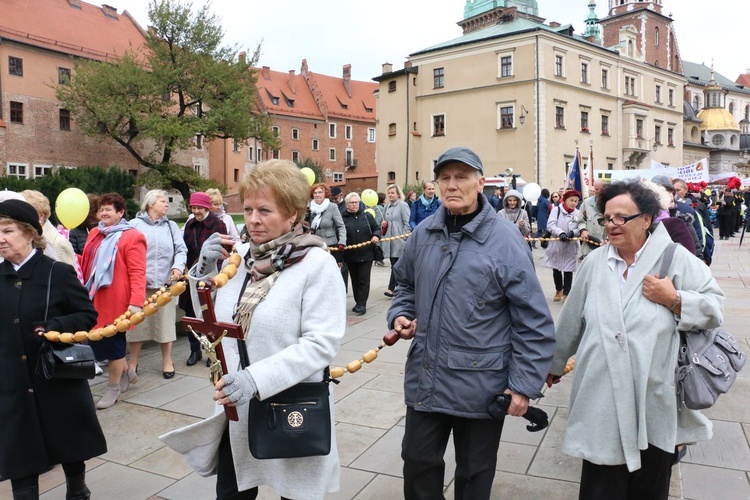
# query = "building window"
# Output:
<box><xmin>367</xmin><ymin>128</ymin><xmax>376</xmax><ymax>142</ymax></box>
<box><xmin>9</xmin><ymin>101</ymin><xmax>23</xmax><ymax>123</ymax></box>
<box><xmin>272</xmin><ymin>126</ymin><xmax>280</xmax><ymax>137</ymax></box>
<box><xmin>433</xmin><ymin>67</ymin><xmax>445</xmax><ymax>88</ymax></box>
<box><xmin>8</xmin><ymin>56</ymin><xmax>23</xmax><ymax>76</ymax></box>
<box><xmin>555</xmin><ymin>55</ymin><xmax>564</xmax><ymax>77</ymax></box>
<box><xmin>668</xmin><ymin>128</ymin><xmax>674</xmax><ymax>146</ymax></box>
<box><xmin>292</xmin><ymin>128</ymin><xmax>299</xmax><ymax>140</ymax></box>
<box><xmin>654</xmin><ymin>125</ymin><xmax>662</xmax><ymax>144</ymax></box>
<box><xmin>499</xmin><ymin>106</ymin><xmax>514</xmax><ymax>129</ymax></box>
<box><xmin>655</xmin><ymin>27</ymin><xmax>660</xmax><ymax>46</ymax></box>
<box><xmin>388</xmin><ymin>80</ymin><xmax>396</xmax><ymax>92</ymax></box>
<box><xmin>625</xmin><ymin>76</ymin><xmax>636</xmax><ymax>96</ymax></box>
<box><xmin>247</xmin><ymin>147</ymin><xmax>253</xmax><ymax>161</ymax></box>
<box><xmin>272</xmin><ymin>150</ymin><xmax>280</xmax><ymax>159</ymax></box>
<box><xmin>601</xmin><ymin>69</ymin><xmax>609</xmax><ymax>89</ymax></box>
<box><xmin>636</xmin><ymin>119</ymin><xmax>644</xmax><ymax>139</ymax></box>
<box><xmin>555</xmin><ymin>106</ymin><xmax>565</xmax><ymax>128</ymax></box>
<box><xmin>601</xmin><ymin>114</ymin><xmax>609</xmax><ymax>135</ymax></box>
<box><xmin>668</xmin><ymin>89</ymin><xmax>674</xmax><ymax>106</ymax></box>
<box><xmin>195</xmin><ymin>134</ymin><xmax>203</xmax><ymax>150</ymax></box>
<box><xmin>581</xmin><ymin>62</ymin><xmax>588</xmax><ymax>83</ymax></box>
<box><xmin>655</xmin><ymin>85</ymin><xmax>661</xmax><ymax>103</ymax></box>
<box><xmin>500</xmin><ymin>56</ymin><xmax>513</xmax><ymax>78</ymax></box>
<box><xmin>693</xmin><ymin>96</ymin><xmax>701</xmax><ymax>112</ymax></box>
<box><xmin>271</xmin><ymin>96</ymin><xmax>279</xmax><ymax>105</ymax></box>
<box><xmin>59</xmin><ymin>109</ymin><xmax>71</xmax><ymax>131</ymax></box>
<box><xmin>580</xmin><ymin>111</ymin><xmax>589</xmax><ymax>132</ymax></box>
<box><xmin>345</xmin><ymin>149</ymin><xmax>354</xmax><ymax>167</ymax></box>
<box><xmin>34</xmin><ymin>165</ymin><xmax>53</xmax><ymax>178</ymax></box>
<box><xmin>234</xmin><ymin>169</ymin><xmax>240</xmax><ymax>182</ymax></box>
<box><xmin>387</xmin><ymin>171</ymin><xmax>396</xmax><ymax>182</ymax></box>
<box><xmin>58</xmin><ymin>67</ymin><xmax>71</xmax><ymax>85</ymax></box>
<box><xmin>329</xmin><ymin>148</ymin><xmax>336</xmax><ymax>161</ymax></box>
<box><xmin>345</xmin><ymin>124</ymin><xmax>352</xmax><ymax>140</ymax></box>
<box><xmin>194</xmin><ymin>164</ymin><xmax>201</xmax><ymax>175</ymax></box>
<box><xmin>329</xmin><ymin>123</ymin><xmax>336</xmax><ymax>138</ymax></box>
<box><xmin>333</xmin><ymin>172</ymin><xmax>344</xmax><ymax>182</ymax></box>
<box><xmin>432</xmin><ymin>114</ymin><xmax>445</xmax><ymax>136</ymax></box>
<box><xmin>257</xmin><ymin>148</ymin><xmax>263</xmax><ymax>160</ymax></box>
<box><xmin>7</xmin><ymin>163</ymin><xmax>29</xmax><ymax>179</ymax></box>
<box><xmin>388</xmin><ymin>123</ymin><xmax>397</xmax><ymax>136</ymax></box>
<box><xmin>292</xmin><ymin>151</ymin><xmax>300</xmax><ymax>163</ymax></box>
<box><xmin>711</xmin><ymin>135</ymin><xmax>724</xmax><ymax>146</ymax></box>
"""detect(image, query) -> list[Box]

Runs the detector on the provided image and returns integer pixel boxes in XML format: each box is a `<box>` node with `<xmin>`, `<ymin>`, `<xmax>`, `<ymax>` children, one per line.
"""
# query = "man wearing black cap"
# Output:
<box><xmin>387</xmin><ymin>147</ymin><xmax>556</xmax><ymax>499</ymax></box>
<box><xmin>330</xmin><ymin>186</ymin><xmax>346</xmax><ymax>215</ymax></box>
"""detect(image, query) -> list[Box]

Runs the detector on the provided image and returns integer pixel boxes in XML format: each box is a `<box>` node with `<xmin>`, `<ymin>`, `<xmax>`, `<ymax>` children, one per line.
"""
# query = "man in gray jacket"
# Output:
<box><xmin>387</xmin><ymin>147</ymin><xmax>556</xmax><ymax>500</ymax></box>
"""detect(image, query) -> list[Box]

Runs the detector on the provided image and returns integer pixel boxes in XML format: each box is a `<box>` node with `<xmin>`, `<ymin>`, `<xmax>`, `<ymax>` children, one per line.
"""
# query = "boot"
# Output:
<box><xmin>12</xmin><ymin>485</ymin><xmax>39</xmax><ymax>500</ymax></box>
<box><xmin>553</xmin><ymin>290</ymin><xmax>563</xmax><ymax>302</ymax></box>
<box><xmin>65</xmin><ymin>472</ymin><xmax>91</xmax><ymax>500</ymax></box>
<box><xmin>96</xmin><ymin>383</ymin><xmax>121</xmax><ymax>409</ymax></box>
<box><xmin>562</xmin><ymin>295</ymin><xmax>567</xmax><ymax>303</ymax></box>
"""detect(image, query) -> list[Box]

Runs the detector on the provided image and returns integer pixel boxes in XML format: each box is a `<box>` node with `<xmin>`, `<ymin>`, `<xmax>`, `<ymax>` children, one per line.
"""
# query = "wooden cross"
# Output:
<box><xmin>182</xmin><ymin>281</ymin><xmax>245</xmax><ymax>421</ymax></box>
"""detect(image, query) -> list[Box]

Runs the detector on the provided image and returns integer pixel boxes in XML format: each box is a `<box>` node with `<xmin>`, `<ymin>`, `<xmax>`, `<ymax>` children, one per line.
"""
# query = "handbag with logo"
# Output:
<box><xmin>660</xmin><ymin>243</ymin><xmax>745</xmax><ymax>409</ymax></box>
<box><xmin>248</xmin><ymin>369</ymin><xmax>333</xmax><ymax>459</ymax></box>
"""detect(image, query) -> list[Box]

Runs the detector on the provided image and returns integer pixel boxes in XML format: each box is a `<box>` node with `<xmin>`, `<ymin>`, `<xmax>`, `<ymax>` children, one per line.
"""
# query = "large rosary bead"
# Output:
<box><xmin>115</xmin><ymin>319</ymin><xmax>131</xmax><ymax>332</ymax></box>
<box><xmin>45</xmin><ymin>331</ymin><xmax>61</xmax><ymax>342</ymax></box>
<box><xmin>73</xmin><ymin>331</ymin><xmax>89</xmax><ymax>342</ymax></box>
<box><xmin>58</xmin><ymin>332</ymin><xmax>75</xmax><ymax>343</ymax></box>
<box><xmin>170</xmin><ymin>281</ymin><xmax>187</xmax><ymax>296</ymax></box>
<box><xmin>143</xmin><ymin>303</ymin><xmax>158</xmax><ymax>317</ymax></box>
<box><xmin>228</xmin><ymin>253</ymin><xmax>242</xmax><ymax>267</ymax></box>
<box><xmin>363</xmin><ymin>350</ymin><xmax>378</xmax><ymax>363</ymax></box>
<box><xmin>129</xmin><ymin>312</ymin><xmax>145</xmax><ymax>326</ymax></box>
<box><xmin>88</xmin><ymin>328</ymin><xmax>104</xmax><ymax>341</ymax></box>
<box><xmin>346</xmin><ymin>360</ymin><xmax>362</xmax><ymax>373</ymax></box>
<box><xmin>213</xmin><ymin>273</ymin><xmax>229</xmax><ymax>288</ymax></box>
<box><xmin>330</xmin><ymin>367</ymin><xmax>346</xmax><ymax>378</ymax></box>
<box><xmin>157</xmin><ymin>293</ymin><xmax>173</xmax><ymax>306</ymax></box>
<box><xmin>101</xmin><ymin>325</ymin><xmax>118</xmax><ymax>338</ymax></box>
<box><xmin>223</xmin><ymin>264</ymin><xmax>238</xmax><ymax>279</ymax></box>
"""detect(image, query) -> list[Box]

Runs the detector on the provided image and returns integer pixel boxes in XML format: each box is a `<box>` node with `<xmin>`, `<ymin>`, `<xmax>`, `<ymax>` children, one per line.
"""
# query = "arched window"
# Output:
<box><xmin>745</xmin><ymin>104</ymin><xmax>749</xmax><ymax>120</ymax></box>
<box><xmin>729</xmin><ymin>102</ymin><xmax>734</xmax><ymax>115</ymax></box>
<box><xmin>693</xmin><ymin>96</ymin><xmax>700</xmax><ymax>111</ymax></box>
<box><xmin>655</xmin><ymin>27</ymin><xmax>660</xmax><ymax>47</ymax></box>
<box><xmin>628</xmin><ymin>40</ymin><xmax>634</xmax><ymax>57</ymax></box>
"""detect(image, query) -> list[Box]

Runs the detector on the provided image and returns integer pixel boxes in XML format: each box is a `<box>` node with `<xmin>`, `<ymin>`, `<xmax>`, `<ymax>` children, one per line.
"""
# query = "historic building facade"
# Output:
<box><xmin>374</xmin><ymin>1</ymin><xmax>684</xmax><ymax>192</ymax></box>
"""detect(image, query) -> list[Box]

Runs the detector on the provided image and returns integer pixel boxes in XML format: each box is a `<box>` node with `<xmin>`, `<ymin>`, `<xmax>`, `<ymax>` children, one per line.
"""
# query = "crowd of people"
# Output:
<box><xmin>1</xmin><ymin>147</ymin><xmax>742</xmax><ymax>500</ymax></box>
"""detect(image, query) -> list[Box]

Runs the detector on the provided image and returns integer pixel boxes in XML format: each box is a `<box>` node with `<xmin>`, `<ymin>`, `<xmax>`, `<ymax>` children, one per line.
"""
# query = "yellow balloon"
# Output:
<box><xmin>704</xmin><ymin>189</ymin><xmax>712</xmax><ymax>196</ymax></box>
<box><xmin>365</xmin><ymin>208</ymin><xmax>376</xmax><ymax>218</ymax></box>
<box><xmin>55</xmin><ymin>188</ymin><xmax>90</xmax><ymax>229</ymax></box>
<box><xmin>300</xmin><ymin>167</ymin><xmax>316</xmax><ymax>186</ymax></box>
<box><xmin>361</xmin><ymin>189</ymin><xmax>378</xmax><ymax>207</ymax></box>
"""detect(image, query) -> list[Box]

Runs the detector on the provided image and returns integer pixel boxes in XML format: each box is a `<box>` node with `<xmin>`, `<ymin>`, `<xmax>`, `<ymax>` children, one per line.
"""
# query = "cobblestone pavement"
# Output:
<box><xmin>5</xmin><ymin>237</ymin><xmax>749</xmax><ymax>499</ymax></box>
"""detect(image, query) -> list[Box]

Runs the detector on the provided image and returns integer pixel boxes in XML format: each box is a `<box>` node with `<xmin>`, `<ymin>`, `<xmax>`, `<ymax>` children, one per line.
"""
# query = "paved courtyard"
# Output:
<box><xmin>4</xmin><ymin>237</ymin><xmax>750</xmax><ymax>499</ymax></box>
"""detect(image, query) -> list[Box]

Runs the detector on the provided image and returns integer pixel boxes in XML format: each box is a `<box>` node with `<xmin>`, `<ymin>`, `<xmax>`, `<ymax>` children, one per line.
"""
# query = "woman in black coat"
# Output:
<box><xmin>341</xmin><ymin>192</ymin><xmax>381</xmax><ymax>315</ymax></box>
<box><xmin>0</xmin><ymin>199</ymin><xmax>105</xmax><ymax>500</ymax></box>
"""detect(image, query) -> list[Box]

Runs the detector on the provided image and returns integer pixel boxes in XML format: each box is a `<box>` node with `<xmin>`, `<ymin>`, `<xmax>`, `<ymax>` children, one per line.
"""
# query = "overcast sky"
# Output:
<box><xmin>120</xmin><ymin>0</ymin><xmax>746</xmax><ymax>83</ymax></box>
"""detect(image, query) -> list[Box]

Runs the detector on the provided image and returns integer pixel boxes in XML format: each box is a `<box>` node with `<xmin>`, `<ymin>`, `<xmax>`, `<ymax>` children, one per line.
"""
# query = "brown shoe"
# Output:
<box><xmin>553</xmin><ymin>290</ymin><xmax>563</xmax><ymax>302</ymax></box>
<box><xmin>562</xmin><ymin>295</ymin><xmax>567</xmax><ymax>303</ymax></box>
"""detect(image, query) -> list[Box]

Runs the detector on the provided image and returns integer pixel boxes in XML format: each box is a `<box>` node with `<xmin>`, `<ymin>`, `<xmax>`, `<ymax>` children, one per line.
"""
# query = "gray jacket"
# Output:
<box><xmin>131</xmin><ymin>212</ymin><xmax>188</xmax><ymax>289</ymax></box>
<box><xmin>381</xmin><ymin>199</ymin><xmax>411</xmax><ymax>259</ymax></box>
<box><xmin>387</xmin><ymin>195</ymin><xmax>556</xmax><ymax>418</ymax></box>
<box><xmin>309</xmin><ymin>201</ymin><xmax>346</xmax><ymax>247</ymax></box>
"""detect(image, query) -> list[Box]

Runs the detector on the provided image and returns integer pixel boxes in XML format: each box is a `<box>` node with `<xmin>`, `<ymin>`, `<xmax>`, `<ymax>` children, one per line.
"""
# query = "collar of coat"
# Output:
<box><xmin>424</xmin><ymin>194</ymin><xmax>495</xmax><ymax>243</ymax></box>
<box><xmin>0</xmin><ymin>248</ymin><xmax>44</xmax><ymax>278</ymax></box>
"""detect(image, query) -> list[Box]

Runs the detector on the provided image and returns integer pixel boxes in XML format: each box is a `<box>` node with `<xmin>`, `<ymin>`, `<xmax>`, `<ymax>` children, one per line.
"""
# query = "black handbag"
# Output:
<box><xmin>36</xmin><ymin>262</ymin><xmax>96</xmax><ymax>380</ymax></box>
<box><xmin>372</xmin><ymin>243</ymin><xmax>385</xmax><ymax>262</ymax></box>
<box><xmin>539</xmin><ymin>230</ymin><xmax>552</xmax><ymax>249</ymax></box>
<box><xmin>247</xmin><ymin>369</ymin><xmax>333</xmax><ymax>459</ymax></box>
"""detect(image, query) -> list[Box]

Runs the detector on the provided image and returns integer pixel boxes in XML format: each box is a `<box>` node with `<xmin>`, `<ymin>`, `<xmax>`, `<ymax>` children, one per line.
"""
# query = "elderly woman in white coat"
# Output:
<box><xmin>546</xmin><ymin>180</ymin><xmax>723</xmax><ymax>500</ymax></box>
<box><xmin>381</xmin><ymin>184</ymin><xmax>411</xmax><ymax>297</ymax></box>
<box><xmin>163</xmin><ymin>160</ymin><xmax>346</xmax><ymax>500</ymax></box>
<box><xmin>128</xmin><ymin>190</ymin><xmax>187</xmax><ymax>379</ymax></box>
<box><xmin>542</xmin><ymin>189</ymin><xmax>582</xmax><ymax>302</ymax></box>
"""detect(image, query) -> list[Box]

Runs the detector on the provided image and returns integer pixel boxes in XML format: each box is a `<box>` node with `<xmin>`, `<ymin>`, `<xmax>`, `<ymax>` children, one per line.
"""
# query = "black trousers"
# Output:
<box><xmin>11</xmin><ymin>461</ymin><xmax>85</xmax><ymax>492</ymax></box>
<box><xmin>388</xmin><ymin>257</ymin><xmax>399</xmax><ymax>292</ymax></box>
<box><xmin>402</xmin><ymin>408</ymin><xmax>504</xmax><ymax>500</ymax></box>
<box><xmin>578</xmin><ymin>444</ymin><xmax>674</xmax><ymax>500</ymax></box>
<box><xmin>216</xmin><ymin>429</ymin><xmax>292</xmax><ymax>500</ymax></box>
<box><xmin>553</xmin><ymin>269</ymin><xmax>573</xmax><ymax>295</ymax></box>
<box><xmin>347</xmin><ymin>261</ymin><xmax>373</xmax><ymax>307</ymax></box>
<box><xmin>717</xmin><ymin>213</ymin><xmax>732</xmax><ymax>238</ymax></box>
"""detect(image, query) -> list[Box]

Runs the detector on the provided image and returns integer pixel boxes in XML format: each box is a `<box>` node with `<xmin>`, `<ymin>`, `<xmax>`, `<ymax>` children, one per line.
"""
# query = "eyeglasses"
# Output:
<box><xmin>597</xmin><ymin>213</ymin><xmax>646</xmax><ymax>227</ymax></box>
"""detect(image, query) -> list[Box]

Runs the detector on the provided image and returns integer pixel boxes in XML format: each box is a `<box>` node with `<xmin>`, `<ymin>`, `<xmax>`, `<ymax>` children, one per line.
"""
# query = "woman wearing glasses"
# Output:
<box><xmin>546</xmin><ymin>180</ymin><xmax>723</xmax><ymax>500</ymax></box>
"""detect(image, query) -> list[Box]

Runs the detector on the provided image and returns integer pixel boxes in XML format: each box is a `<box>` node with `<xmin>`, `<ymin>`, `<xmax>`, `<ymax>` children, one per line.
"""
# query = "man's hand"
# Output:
<box><xmin>503</xmin><ymin>389</ymin><xmax>529</xmax><ymax>417</ymax></box>
<box><xmin>546</xmin><ymin>374</ymin><xmax>562</xmax><ymax>388</ymax></box>
<box><xmin>393</xmin><ymin>316</ymin><xmax>417</xmax><ymax>340</ymax></box>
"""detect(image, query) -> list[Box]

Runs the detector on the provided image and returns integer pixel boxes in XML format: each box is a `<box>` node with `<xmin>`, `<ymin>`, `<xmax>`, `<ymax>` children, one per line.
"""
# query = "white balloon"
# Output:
<box><xmin>523</xmin><ymin>183</ymin><xmax>542</xmax><ymax>204</ymax></box>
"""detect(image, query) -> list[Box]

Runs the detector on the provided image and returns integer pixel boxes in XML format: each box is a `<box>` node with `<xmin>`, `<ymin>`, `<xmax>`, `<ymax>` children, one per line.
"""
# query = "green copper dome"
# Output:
<box><xmin>464</xmin><ymin>0</ymin><xmax>539</xmax><ymax>19</ymax></box>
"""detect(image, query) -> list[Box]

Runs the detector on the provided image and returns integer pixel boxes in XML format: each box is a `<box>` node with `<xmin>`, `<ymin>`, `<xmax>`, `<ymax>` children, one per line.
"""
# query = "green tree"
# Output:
<box><xmin>56</xmin><ymin>0</ymin><xmax>278</xmax><ymax>201</ymax></box>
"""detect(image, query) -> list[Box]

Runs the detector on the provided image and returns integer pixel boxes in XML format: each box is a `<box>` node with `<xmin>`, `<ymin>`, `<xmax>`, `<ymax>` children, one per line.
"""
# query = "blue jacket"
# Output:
<box><xmin>536</xmin><ymin>195</ymin><xmax>551</xmax><ymax>233</ymax></box>
<box><xmin>409</xmin><ymin>196</ymin><xmax>442</xmax><ymax>229</ymax></box>
<box><xmin>388</xmin><ymin>195</ymin><xmax>556</xmax><ymax>418</ymax></box>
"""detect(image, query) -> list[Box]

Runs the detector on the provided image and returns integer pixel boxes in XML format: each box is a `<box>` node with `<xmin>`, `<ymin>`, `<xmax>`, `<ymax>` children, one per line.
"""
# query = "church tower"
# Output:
<box><xmin>599</xmin><ymin>0</ymin><xmax>683</xmax><ymax>74</ymax></box>
<box><xmin>583</xmin><ymin>1</ymin><xmax>601</xmax><ymax>44</ymax></box>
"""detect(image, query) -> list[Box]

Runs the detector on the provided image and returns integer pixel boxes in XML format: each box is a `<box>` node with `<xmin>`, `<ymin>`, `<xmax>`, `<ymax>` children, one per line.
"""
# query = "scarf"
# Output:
<box><xmin>308</xmin><ymin>199</ymin><xmax>331</xmax><ymax>231</ymax></box>
<box><xmin>561</xmin><ymin>203</ymin><xmax>574</xmax><ymax>214</ymax></box>
<box><xmin>233</xmin><ymin>224</ymin><xmax>328</xmax><ymax>337</ymax></box>
<box><xmin>419</xmin><ymin>194</ymin><xmax>436</xmax><ymax>208</ymax></box>
<box><xmin>85</xmin><ymin>219</ymin><xmax>133</xmax><ymax>299</ymax></box>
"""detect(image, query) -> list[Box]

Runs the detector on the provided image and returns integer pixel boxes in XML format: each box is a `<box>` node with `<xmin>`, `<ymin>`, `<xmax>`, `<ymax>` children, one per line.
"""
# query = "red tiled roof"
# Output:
<box><xmin>0</xmin><ymin>0</ymin><xmax>147</xmax><ymax>61</ymax></box>
<box><xmin>254</xmin><ymin>68</ymin><xmax>324</xmax><ymax>120</ymax></box>
<box><xmin>310</xmin><ymin>72</ymin><xmax>377</xmax><ymax>122</ymax></box>
<box><xmin>736</xmin><ymin>74</ymin><xmax>750</xmax><ymax>88</ymax></box>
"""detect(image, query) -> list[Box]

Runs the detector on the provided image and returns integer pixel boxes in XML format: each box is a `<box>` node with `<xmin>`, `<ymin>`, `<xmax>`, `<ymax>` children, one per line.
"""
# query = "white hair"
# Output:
<box><xmin>141</xmin><ymin>190</ymin><xmax>169</xmax><ymax>212</ymax></box>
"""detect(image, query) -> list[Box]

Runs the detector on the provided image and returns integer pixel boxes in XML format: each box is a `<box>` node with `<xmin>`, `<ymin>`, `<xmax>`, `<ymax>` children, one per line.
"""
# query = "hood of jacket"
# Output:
<box><xmin>502</xmin><ymin>189</ymin><xmax>524</xmax><ymax>209</ymax></box>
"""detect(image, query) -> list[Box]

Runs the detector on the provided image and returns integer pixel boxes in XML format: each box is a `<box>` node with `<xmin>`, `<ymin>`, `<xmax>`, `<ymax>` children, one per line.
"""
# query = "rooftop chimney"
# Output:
<box><xmin>67</xmin><ymin>0</ymin><xmax>81</xmax><ymax>8</ymax></box>
<box><xmin>288</xmin><ymin>70</ymin><xmax>296</xmax><ymax>95</ymax></box>
<box><xmin>343</xmin><ymin>64</ymin><xmax>352</xmax><ymax>98</ymax></box>
<box><xmin>382</xmin><ymin>62</ymin><xmax>393</xmax><ymax>74</ymax></box>
<box><xmin>549</xmin><ymin>21</ymin><xmax>561</xmax><ymax>28</ymax></box>
<box><xmin>101</xmin><ymin>4</ymin><xmax>119</xmax><ymax>20</ymax></box>
<box><xmin>261</xmin><ymin>66</ymin><xmax>270</xmax><ymax>80</ymax></box>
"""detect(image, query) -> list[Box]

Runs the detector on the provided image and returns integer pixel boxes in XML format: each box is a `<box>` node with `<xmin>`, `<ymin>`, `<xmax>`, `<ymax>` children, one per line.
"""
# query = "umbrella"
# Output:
<box><xmin>740</xmin><ymin>222</ymin><xmax>747</xmax><ymax>249</ymax></box>
<box><xmin>487</xmin><ymin>393</ymin><xmax>549</xmax><ymax>432</ymax></box>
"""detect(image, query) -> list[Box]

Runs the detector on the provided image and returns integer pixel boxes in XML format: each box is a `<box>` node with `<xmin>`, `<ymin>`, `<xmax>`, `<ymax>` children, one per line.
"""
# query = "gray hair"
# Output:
<box><xmin>345</xmin><ymin>192</ymin><xmax>360</xmax><ymax>203</ymax></box>
<box><xmin>141</xmin><ymin>190</ymin><xmax>169</xmax><ymax>212</ymax></box>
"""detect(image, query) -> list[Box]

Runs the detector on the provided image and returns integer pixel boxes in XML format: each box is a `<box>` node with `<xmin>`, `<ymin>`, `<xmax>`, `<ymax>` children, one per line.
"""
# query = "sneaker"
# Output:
<box><xmin>96</xmin><ymin>383</ymin><xmax>121</xmax><ymax>409</ymax></box>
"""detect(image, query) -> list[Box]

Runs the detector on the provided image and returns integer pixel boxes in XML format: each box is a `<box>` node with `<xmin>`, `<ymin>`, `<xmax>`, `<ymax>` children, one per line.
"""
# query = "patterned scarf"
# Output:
<box><xmin>233</xmin><ymin>224</ymin><xmax>328</xmax><ymax>337</ymax></box>
<box><xmin>84</xmin><ymin>219</ymin><xmax>133</xmax><ymax>299</ymax></box>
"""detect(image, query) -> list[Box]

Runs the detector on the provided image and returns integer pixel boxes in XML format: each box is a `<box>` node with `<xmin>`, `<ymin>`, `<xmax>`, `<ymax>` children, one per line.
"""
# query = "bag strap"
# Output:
<box><xmin>44</xmin><ymin>261</ymin><xmax>57</xmax><ymax>322</ymax></box>
<box><xmin>658</xmin><ymin>242</ymin><xmax>678</xmax><ymax>279</ymax></box>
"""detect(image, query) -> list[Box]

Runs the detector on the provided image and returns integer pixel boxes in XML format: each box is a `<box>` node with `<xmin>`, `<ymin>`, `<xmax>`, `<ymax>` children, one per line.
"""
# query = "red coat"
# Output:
<box><xmin>81</xmin><ymin>227</ymin><xmax>147</xmax><ymax>328</ymax></box>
